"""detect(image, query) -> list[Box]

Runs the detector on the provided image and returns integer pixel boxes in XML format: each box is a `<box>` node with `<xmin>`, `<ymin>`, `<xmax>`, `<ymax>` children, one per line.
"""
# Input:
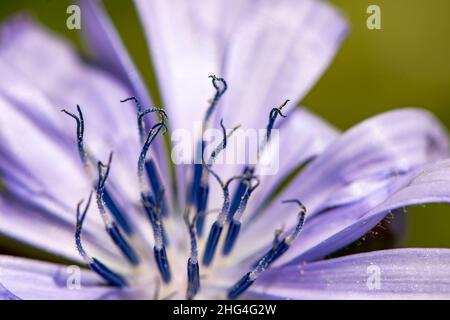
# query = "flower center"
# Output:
<box><xmin>63</xmin><ymin>76</ymin><xmax>306</xmax><ymax>300</ymax></box>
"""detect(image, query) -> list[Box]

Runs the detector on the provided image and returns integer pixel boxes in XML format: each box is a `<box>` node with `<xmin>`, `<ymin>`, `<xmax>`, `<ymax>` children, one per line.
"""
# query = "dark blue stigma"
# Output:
<box><xmin>154</xmin><ymin>246</ymin><xmax>171</xmax><ymax>283</ymax></box>
<box><xmin>75</xmin><ymin>193</ymin><xmax>128</xmax><ymax>288</ymax></box>
<box><xmin>266</xmin><ymin>99</ymin><xmax>289</xmax><ymax>142</ymax></box>
<box><xmin>62</xmin><ymin>106</ymin><xmax>134</xmax><ymax>235</ymax></box>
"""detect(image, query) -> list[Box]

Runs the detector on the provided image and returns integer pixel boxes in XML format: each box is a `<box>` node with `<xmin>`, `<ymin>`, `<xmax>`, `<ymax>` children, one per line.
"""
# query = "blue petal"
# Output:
<box><xmin>0</xmin><ymin>256</ymin><xmax>134</xmax><ymax>300</ymax></box>
<box><xmin>246</xmin><ymin>248</ymin><xmax>450</xmax><ymax>299</ymax></box>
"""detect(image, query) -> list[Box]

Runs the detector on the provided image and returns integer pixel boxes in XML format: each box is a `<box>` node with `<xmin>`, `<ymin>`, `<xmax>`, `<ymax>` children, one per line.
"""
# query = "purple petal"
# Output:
<box><xmin>220</xmin><ymin>0</ymin><xmax>348</xmax><ymax>131</ymax></box>
<box><xmin>246</xmin><ymin>248</ymin><xmax>450</xmax><ymax>299</ymax></box>
<box><xmin>0</xmin><ymin>17</ymin><xmax>152</xmax><ymax>260</ymax></box>
<box><xmin>0</xmin><ymin>192</ymin><xmax>129</xmax><ymax>267</ymax></box>
<box><xmin>285</xmin><ymin>158</ymin><xmax>450</xmax><ymax>264</ymax></box>
<box><xmin>234</xmin><ymin>109</ymin><xmax>449</xmax><ymax>263</ymax></box>
<box><xmin>0</xmin><ymin>16</ymin><xmax>142</xmax><ymax>203</ymax></box>
<box><xmin>0</xmin><ymin>256</ymin><xmax>133</xmax><ymax>300</ymax></box>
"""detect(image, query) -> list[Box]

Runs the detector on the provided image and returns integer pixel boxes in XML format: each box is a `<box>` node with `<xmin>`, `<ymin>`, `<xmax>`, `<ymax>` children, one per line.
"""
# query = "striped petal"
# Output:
<box><xmin>247</xmin><ymin>249</ymin><xmax>450</xmax><ymax>299</ymax></box>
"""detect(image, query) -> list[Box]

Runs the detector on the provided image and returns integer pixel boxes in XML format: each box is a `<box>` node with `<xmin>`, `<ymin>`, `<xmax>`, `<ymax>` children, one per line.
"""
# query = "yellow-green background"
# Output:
<box><xmin>0</xmin><ymin>0</ymin><xmax>449</xmax><ymax>258</ymax></box>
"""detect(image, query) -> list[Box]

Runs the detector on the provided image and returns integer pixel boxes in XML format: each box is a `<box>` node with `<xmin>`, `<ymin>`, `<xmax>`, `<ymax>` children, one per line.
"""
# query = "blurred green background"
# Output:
<box><xmin>0</xmin><ymin>0</ymin><xmax>449</xmax><ymax>258</ymax></box>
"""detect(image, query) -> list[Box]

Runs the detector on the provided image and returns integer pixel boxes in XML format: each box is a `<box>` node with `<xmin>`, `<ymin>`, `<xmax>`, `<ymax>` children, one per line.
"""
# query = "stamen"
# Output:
<box><xmin>137</xmin><ymin>117</ymin><xmax>172</xmax><ymax>283</ymax></box>
<box><xmin>123</xmin><ymin>97</ymin><xmax>169</xmax><ymax>217</ymax></box>
<box><xmin>228</xmin><ymin>100</ymin><xmax>289</xmax><ymax>221</ymax></box>
<box><xmin>137</xmin><ymin>121</ymin><xmax>167</xmax><ymax>196</ymax></box>
<box><xmin>75</xmin><ymin>193</ymin><xmax>127</xmax><ymax>287</ymax></box>
<box><xmin>62</xmin><ymin>105</ymin><xmax>133</xmax><ymax>235</ymax></box>
<box><xmin>202</xmin><ymin>168</ymin><xmax>244</xmax><ymax>266</ymax></box>
<box><xmin>206</xmin><ymin>120</ymin><xmax>241</xmax><ymax>168</ymax></box>
<box><xmin>195</xmin><ymin>121</ymin><xmax>240</xmax><ymax>236</ymax></box>
<box><xmin>120</xmin><ymin>96</ymin><xmax>167</xmax><ymax>145</ymax></box>
<box><xmin>61</xmin><ymin>105</ymin><xmax>88</xmax><ymax>168</ymax></box>
<box><xmin>200</xmin><ymin>120</ymin><xmax>243</xmax><ymax>266</ymax></box>
<box><xmin>204</xmin><ymin>75</ymin><xmax>228</xmax><ymax>125</ymax></box>
<box><xmin>103</xmin><ymin>189</ymin><xmax>133</xmax><ymax>235</ymax></box>
<box><xmin>194</xmin><ymin>183</ymin><xmax>209</xmax><ymax>236</ymax></box>
<box><xmin>184</xmin><ymin>209</ymin><xmax>200</xmax><ymax>300</ymax></box>
<box><xmin>227</xmin><ymin>199</ymin><xmax>306</xmax><ymax>299</ymax></box>
<box><xmin>142</xmin><ymin>194</ymin><xmax>166</xmax><ymax>246</ymax></box>
<box><xmin>265</xmin><ymin>99</ymin><xmax>289</xmax><ymax>145</ymax></box>
<box><xmin>222</xmin><ymin>176</ymin><xmax>260</xmax><ymax>255</ymax></box>
<box><xmin>154</xmin><ymin>245</ymin><xmax>171</xmax><ymax>283</ymax></box>
<box><xmin>227</xmin><ymin>166</ymin><xmax>255</xmax><ymax>222</ymax></box>
<box><xmin>187</xmin><ymin>76</ymin><xmax>227</xmax><ymax>230</ymax></box>
<box><xmin>96</xmin><ymin>153</ymin><xmax>139</xmax><ymax>265</ymax></box>
<box><xmin>145</xmin><ymin>159</ymin><xmax>168</xmax><ymax>217</ymax></box>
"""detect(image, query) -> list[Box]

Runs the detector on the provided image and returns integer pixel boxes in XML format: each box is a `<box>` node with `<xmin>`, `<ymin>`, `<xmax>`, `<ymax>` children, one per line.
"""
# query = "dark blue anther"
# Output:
<box><xmin>145</xmin><ymin>159</ymin><xmax>168</xmax><ymax>216</ymax></box>
<box><xmin>202</xmin><ymin>221</ymin><xmax>223</xmax><ymax>266</ymax></box>
<box><xmin>189</xmin><ymin>162</ymin><xmax>204</xmax><ymax>205</ymax></box>
<box><xmin>228</xmin><ymin>199</ymin><xmax>306</xmax><ymax>299</ymax></box>
<box><xmin>106</xmin><ymin>223</ymin><xmax>139</xmax><ymax>266</ymax></box>
<box><xmin>75</xmin><ymin>194</ymin><xmax>128</xmax><ymax>288</ymax></box>
<box><xmin>154</xmin><ymin>247</ymin><xmax>171</xmax><ymax>283</ymax></box>
<box><xmin>188</xmin><ymin>76</ymin><xmax>227</xmax><ymax>227</ymax></box>
<box><xmin>228</xmin><ymin>166</ymin><xmax>255</xmax><ymax>221</ymax></box>
<box><xmin>142</xmin><ymin>194</ymin><xmax>169</xmax><ymax>246</ymax></box>
<box><xmin>184</xmin><ymin>208</ymin><xmax>201</xmax><ymax>299</ymax></box>
<box><xmin>103</xmin><ymin>188</ymin><xmax>133</xmax><ymax>235</ymax></box>
<box><xmin>195</xmin><ymin>184</ymin><xmax>209</xmax><ymax>236</ymax></box>
<box><xmin>260</xmin><ymin>240</ymin><xmax>290</xmax><ymax>266</ymax></box>
<box><xmin>62</xmin><ymin>106</ymin><xmax>134</xmax><ymax>236</ymax></box>
<box><xmin>96</xmin><ymin>154</ymin><xmax>140</xmax><ymax>266</ymax></box>
<box><xmin>187</xmin><ymin>258</ymin><xmax>200</xmax><ymax>300</ymax></box>
<box><xmin>222</xmin><ymin>219</ymin><xmax>241</xmax><ymax>255</ymax></box>
<box><xmin>227</xmin><ymin>272</ymin><xmax>254</xmax><ymax>300</ymax></box>
<box><xmin>90</xmin><ymin>258</ymin><xmax>128</xmax><ymax>288</ymax></box>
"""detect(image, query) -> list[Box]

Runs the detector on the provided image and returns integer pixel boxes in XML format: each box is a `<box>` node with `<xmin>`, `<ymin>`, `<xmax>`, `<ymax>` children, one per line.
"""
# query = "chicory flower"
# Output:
<box><xmin>1</xmin><ymin>0</ymin><xmax>450</xmax><ymax>300</ymax></box>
